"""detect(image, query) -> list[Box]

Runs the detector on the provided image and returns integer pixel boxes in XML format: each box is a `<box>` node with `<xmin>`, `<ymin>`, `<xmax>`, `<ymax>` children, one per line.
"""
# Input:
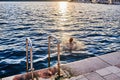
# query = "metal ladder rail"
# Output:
<box><xmin>26</xmin><ymin>37</ymin><xmax>34</xmax><ymax>80</ymax></box>
<box><xmin>48</xmin><ymin>36</ymin><xmax>61</xmax><ymax>77</ymax></box>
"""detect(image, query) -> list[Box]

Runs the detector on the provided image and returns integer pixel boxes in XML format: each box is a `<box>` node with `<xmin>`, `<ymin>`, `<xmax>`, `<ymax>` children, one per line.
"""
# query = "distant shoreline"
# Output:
<box><xmin>0</xmin><ymin>0</ymin><xmax>67</xmax><ymax>1</ymax></box>
<box><xmin>0</xmin><ymin>0</ymin><xmax>119</xmax><ymax>5</ymax></box>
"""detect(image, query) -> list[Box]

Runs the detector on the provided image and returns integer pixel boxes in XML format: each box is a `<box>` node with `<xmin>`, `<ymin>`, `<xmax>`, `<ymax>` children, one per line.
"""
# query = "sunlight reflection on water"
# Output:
<box><xmin>0</xmin><ymin>2</ymin><xmax>120</xmax><ymax>78</ymax></box>
<box><xmin>59</xmin><ymin>2</ymin><xmax>68</xmax><ymax>14</ymax></box>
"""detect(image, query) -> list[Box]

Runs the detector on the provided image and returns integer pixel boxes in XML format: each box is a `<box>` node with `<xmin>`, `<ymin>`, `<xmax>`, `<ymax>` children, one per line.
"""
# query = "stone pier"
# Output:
<box><xmin>61</xmin><ymin>51</ymin><xmax>120</xmax><ymax>80</ymax></box>
<box><xmin>1</xmin><ymin>51</ymin><xmax>120</xmax><ymax>80</ymax></box>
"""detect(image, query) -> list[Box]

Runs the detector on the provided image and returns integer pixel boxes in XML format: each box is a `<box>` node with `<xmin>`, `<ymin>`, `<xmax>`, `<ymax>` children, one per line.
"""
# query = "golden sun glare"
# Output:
<box><xmin>59</xmin><ymin>2</ymin><xmax>68</xmax><ymax>14</ymax></box>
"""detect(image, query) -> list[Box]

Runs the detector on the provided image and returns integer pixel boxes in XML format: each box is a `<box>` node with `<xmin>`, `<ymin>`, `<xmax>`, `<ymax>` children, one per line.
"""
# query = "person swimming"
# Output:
<box><xmin>64</xmin><ymin>37</ymin><xmax>77</xmax><ymax>53</ymax></box>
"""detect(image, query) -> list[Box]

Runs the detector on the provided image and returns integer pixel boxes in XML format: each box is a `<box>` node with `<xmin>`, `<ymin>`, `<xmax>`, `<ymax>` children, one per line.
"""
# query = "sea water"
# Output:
<box><xmin>0</xmin><ymin>2</ymin><xmax>120</xmax><ymax>78</ymax></box>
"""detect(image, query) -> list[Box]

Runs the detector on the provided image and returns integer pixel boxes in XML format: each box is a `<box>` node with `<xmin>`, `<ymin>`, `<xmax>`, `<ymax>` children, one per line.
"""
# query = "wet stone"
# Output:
<box><xmin>84</xmin><ymin>72</ymin><xmax>105</xmax><ymax>80</ymax></box>
<box><xmin>115</xmin><ymin>72</ymin><xmax>120</xmax><ymax>77</ymax></box>
<box><xmin>103</xmin><ymin>73</ymin><xmax>120</xmax><ymax>80</ymax></box>
<box><xmin>79</xmin><ymin>78</ymin><xmax>89</xmax><ymax>80</ymax></box>
<box><xmin>61</xmin><ymin>57</ymin><xmax>110</xmax><ymax>76</ymax></box>
<box><xmin>106</xmin><ymin>66</ymin><xmax>120</xmax><ymax>74</ymax></box>
<box><xmin>96</xmin><ymin>67</ymin><xmax>112</xmax><ymax>76</ymax></box>
<box><xmin>98</xmin><ymin>51</ymin><xmax>120</xmax><ymax>66</ymax></box>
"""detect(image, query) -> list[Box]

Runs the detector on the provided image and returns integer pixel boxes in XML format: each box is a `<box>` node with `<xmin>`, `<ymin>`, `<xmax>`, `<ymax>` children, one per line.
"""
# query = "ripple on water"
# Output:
<box><xmin>0</xmin><ymin>2</ymin><xmax>120</xmax><ymax>78</ymax></box>
<box><xmin>13</xmin><ymin>26</ymin><xmax>31</xmax><ymax>31</ymax></box>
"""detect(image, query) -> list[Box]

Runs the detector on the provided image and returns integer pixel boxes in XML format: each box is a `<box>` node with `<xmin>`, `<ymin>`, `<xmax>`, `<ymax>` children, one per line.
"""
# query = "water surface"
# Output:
<box><xmin>0</xmin><ymin>2</ymin><xmax>120</xmax><ymax>78</ymax></box>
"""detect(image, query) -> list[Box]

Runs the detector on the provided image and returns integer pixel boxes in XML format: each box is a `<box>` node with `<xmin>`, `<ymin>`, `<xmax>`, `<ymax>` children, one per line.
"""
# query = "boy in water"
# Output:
<box><xmin>65</xmin><ymin>37</ymin><xmax>77</xmax><ymax>53</ymax></box>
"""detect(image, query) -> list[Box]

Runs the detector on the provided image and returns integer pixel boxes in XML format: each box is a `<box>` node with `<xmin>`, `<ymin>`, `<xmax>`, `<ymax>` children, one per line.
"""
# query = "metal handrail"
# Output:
<box><xmin>26</xmin><ymin>37</ymin><xmax>34</xmax><ymax>80</ymax></box>
<box><xmin>48</xmin><ymin>36</ymin><xmax>61</xmax><ymax>77</ymax></box>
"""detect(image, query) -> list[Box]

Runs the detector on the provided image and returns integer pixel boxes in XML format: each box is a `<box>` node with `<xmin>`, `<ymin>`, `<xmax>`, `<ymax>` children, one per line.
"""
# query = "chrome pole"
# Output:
<box><xmin>26</xmin><ymin>38</ymin><xmax>34</xmax><ymax>80</ymax></box>
<box><xmin>48</xmin><ymin>36</ymin><xmax>61</xmax><ymax>77</ymax></box>
<box><xmin>48</xmin><ymin>36</ymin><xmax>51</xmax><ymax>67</ymax></box>
<box><xmin>57</xmin><ymin>43</ymin><xmax>61</xmax><ymax>77</ymax></box>
<box><xmin>26</xmin><ymin>38</ymin><xmax>29</xmax><ymax>72</ymax></box>
<box><xmin>30</xmin><ymin>47</ymin><xmax>34</xmax><ymax>80</ymax></box>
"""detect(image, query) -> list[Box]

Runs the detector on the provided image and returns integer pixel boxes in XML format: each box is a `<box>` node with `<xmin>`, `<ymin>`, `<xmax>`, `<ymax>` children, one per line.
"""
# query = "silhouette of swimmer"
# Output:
<box><xmin>65</xmin><ymin>37</ymin><xmax>77</xmax><ymax>53</ymax></box>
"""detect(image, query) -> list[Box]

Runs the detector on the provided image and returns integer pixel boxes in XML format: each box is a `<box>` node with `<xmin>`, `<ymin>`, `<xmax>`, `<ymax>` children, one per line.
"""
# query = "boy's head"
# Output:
<box><xmin>69</xmin><ymin>38</ymin><xmax>73</xmax><ymax>43</ymax></box>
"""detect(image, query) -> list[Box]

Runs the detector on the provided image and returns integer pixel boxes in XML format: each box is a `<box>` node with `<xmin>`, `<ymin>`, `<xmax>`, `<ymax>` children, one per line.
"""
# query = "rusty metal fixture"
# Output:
<box><xmin>26</xmin><ymin>37</ymin><xmax>34</xmax><ymax>80</ymax></box>
<box><xmin>48</xmin><ymin>36</ymin><xmax>61</xmax><ymax>77</ymax></box>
